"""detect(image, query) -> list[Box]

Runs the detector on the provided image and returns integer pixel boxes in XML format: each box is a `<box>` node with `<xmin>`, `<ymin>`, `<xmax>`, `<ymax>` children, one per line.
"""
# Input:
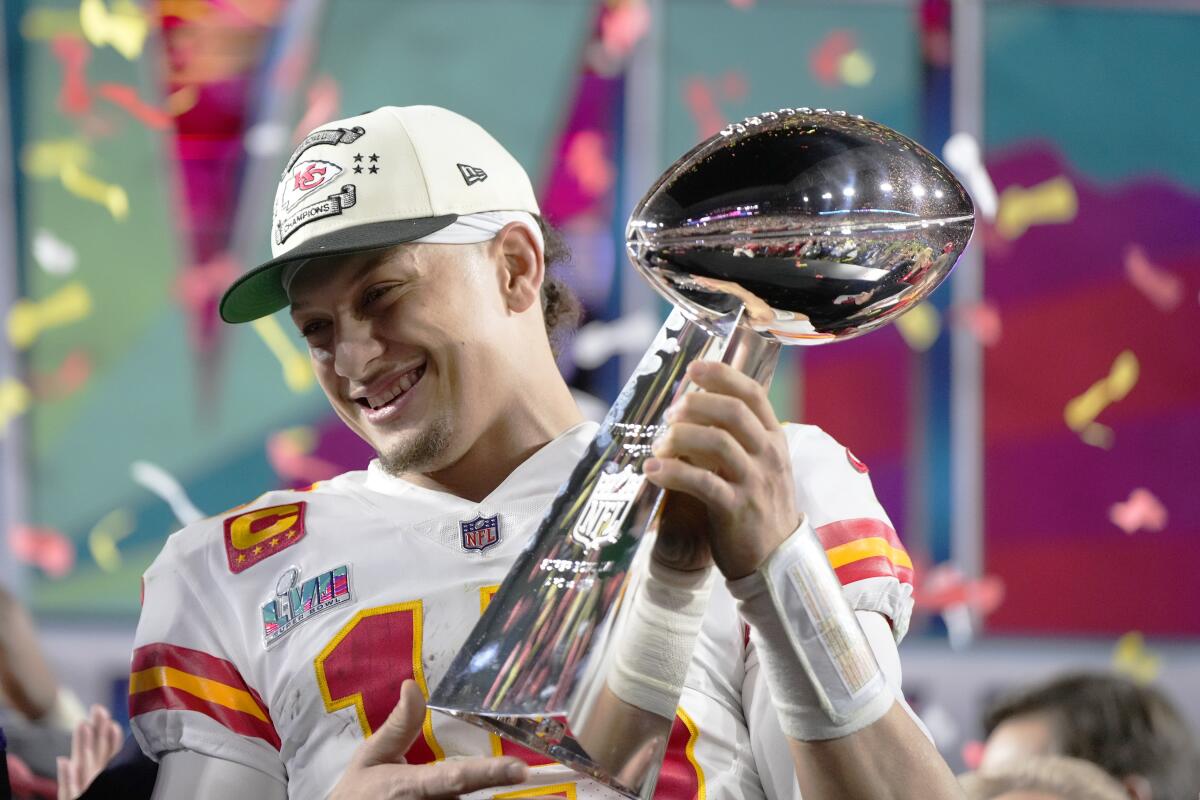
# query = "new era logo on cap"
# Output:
<box><xmin>457</xmin><ymin>163</ymin><xmax>488</xmax><ymax>186</ymax></box>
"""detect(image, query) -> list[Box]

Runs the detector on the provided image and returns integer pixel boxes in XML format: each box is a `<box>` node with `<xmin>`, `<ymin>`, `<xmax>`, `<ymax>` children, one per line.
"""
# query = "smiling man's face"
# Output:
<box><xmin>288</xmin><ymin>239</ymin><xmax>513</xmax><ymax>477</ymax></box>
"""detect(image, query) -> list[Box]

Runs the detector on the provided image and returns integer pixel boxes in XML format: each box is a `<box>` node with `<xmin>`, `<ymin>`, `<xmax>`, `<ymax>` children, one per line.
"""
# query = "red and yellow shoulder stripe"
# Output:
<box><xmin>129</xmin><ymin>643</ymin><xmax>280</xmax><ymax>749</ymax></box>
<box><xmin>815</xmin><ymin>518</ymin><xmax>914</xmax><ymax>587</ymax></box>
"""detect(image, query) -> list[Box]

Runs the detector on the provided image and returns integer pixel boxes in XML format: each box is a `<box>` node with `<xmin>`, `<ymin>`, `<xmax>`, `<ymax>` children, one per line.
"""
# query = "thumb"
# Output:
<box><xmin>357</xmin><ymin>680</ymin><xmax>426</xmax><ymax>767</ymax></box>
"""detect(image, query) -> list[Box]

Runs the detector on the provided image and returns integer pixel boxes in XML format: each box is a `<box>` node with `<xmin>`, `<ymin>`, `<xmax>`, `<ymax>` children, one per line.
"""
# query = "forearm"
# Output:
<box><xmin>788</xmin><ymin>702</ymin><xmax>961</xmax><ymax>800</ymax></box>
<box><xmin>0</xmin><ymin>587</ymin><xmax>59</xmax><ymax>719</ymax></box>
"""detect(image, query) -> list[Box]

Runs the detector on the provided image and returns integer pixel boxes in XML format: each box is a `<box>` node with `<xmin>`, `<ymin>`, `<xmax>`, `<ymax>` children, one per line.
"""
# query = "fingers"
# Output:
<box><xmin>651</xmin><ymin>422</ymin><xmax>751</xmax><ymax>482</ymax></box>
<box><xmin>686</xmin><ymin>361</ymin><xmax>780</xmax><ymax>432</ymax></box>
<box><xmin>357</xmin><ymin>680</ymin><xmax>425</xmax><ymax>768</ymax></box>
<box><xmin>666</xmin><ymin>390</ymin><xmax>769</xmax><ymax>455</ymax></box>
<box><xmin>56</xmin><ymin>756</ymin><xmax>74</xmax><ymax>800</ymax></box>
<box><xmin>644</xmin><ymin>455</ymin><xmax>736</xmax><ymax>513</ymax></box>
<box><xmin>414</xmin><ymin>756</ymin><xmax>528</xmax><ymax>799</ymax></box>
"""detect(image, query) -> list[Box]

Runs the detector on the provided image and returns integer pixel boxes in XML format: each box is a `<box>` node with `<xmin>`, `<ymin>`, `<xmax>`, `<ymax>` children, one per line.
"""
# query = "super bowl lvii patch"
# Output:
<box><xmin>224</xmin><ymin>502</ymin><xmax>307</xmax><ymax>574</ymax></box>
<box><xmin>262</xmin><ymin>564</ymin><xmax>351</xmax><ymax>647</ymax></box>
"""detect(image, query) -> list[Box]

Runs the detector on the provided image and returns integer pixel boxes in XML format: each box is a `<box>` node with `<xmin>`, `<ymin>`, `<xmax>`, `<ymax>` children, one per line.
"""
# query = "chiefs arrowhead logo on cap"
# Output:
<box><xmin>224</xmin><ymin>502</ymin><xmax>307</xmax><ymax>574</ymax></box>
<box><xmin>280</xmin><ymin>159</ymin><xmax>344</xmax><ymax>212</ymax></box>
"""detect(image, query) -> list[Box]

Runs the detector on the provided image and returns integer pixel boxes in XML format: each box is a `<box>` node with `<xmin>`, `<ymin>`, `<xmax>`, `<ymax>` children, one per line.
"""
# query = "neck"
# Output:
<box><xmin>402</xmin><ymin>376</ymin><xmax>586</xmax><ymax>502</ymax></box>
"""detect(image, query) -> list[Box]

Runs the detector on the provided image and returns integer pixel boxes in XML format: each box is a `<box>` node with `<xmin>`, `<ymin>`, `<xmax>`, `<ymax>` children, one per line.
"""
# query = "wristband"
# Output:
<box><xmin>727</xmin><ymin>517</ymin><xmax>892</xmax><ymax>740</ymax></box>
<box><xmin>607</xmin><ymin>557</ymin><xmax>714</xmax><ymax>719</ymax></box>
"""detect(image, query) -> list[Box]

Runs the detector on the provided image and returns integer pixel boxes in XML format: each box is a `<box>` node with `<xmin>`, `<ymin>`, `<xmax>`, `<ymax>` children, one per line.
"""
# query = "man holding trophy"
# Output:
<box><xmin>128</xmin><ymin>105</ymin><xmax>967</xmax><ymax>799</ymax></box>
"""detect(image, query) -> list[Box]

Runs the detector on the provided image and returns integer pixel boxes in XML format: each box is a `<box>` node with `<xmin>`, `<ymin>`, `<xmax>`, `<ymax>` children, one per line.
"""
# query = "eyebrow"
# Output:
<box><xmin>289</xmin><ymin>250</ymin><xmax>407</xmax><ymax>314</ymax></box>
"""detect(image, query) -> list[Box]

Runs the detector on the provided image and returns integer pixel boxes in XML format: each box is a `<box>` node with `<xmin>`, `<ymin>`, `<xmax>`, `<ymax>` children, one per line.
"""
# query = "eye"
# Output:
<box><xmin>298</xmin><ymin>319</ymin><xmax>329</xmax><ymax>339</ymax></box>
<box><xmin>361</xmin><ymin>283</ymin><xmax>399</xmax><ymax>309</ymax></box>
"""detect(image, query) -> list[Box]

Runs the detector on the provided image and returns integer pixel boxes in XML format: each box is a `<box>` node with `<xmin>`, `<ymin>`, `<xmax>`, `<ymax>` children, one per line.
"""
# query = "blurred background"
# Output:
<box><xmin>0</xmin><ymin>0</ymin><xmax>1197</xmax><ymax>781</ymax></box>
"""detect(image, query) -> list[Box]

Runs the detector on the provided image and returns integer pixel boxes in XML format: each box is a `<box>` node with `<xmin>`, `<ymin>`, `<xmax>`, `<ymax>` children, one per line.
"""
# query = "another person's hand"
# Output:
<box><xmin>330</xmin><ymin>680</ymin><xmax>528</xmax><ymax>799</ymax></box>
<box><xmin>646</xmin><ymin>360</ymin><xmax>800</xmax><ymax>580</ymax></box>
<box><xmin>56</xmin><ymin>704</ymin><xmax>123</xmax><ymax>800</ymax></box>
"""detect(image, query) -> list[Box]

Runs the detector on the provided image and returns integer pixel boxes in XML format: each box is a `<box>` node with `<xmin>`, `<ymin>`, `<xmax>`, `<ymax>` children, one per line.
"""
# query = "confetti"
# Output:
<box><xmin>8</xmin><ymin>524</ymin><xmax>75</xmax><ymax>578</ymax></box>
<box><xmin>267</xmin><ymin>427</ymin><xmax>339</xmax><ymax>484</ymax></box>
<box><xmin>942</xmin><ymin>133</ymin><xmax>998</xmax><ymax>222</ymax></box>
<box><xmin>894</xmin><ymin>301</ymin><xmax>942</xmax><ymax>351</ymax></box>
<box><xmin>949</xmin><ymin>301</ymin><xmax>1002</xmax><ymax>346</ymax></box>
<box><xmin>914</xmin><ymin>562</ymin><xmax>1005</xmax><ymax>649</ymax></box>
<box><xmin>682</xmin><ymin>72</ymin><xmax>747</xmax><ymax>141</ymax></box>
<box><xmin>1112</xmin><ymin>631</ymin><xmax>1160</xmax><ymax>685</ymax></box>
<box><xmin>156</xmin><ymin>0</ymin><xmax>211</xmax><ymax>22</ymax></box>
<box><xmin>252</xmin><ymin>316</ymin><xmax>314</xmax><ymax>393</ymax></box>
<box><xmin>1109</xmin><ymin>488</ymin><xmax>1168</xmax><ymax>535</ymax></box>
<box><xmin>291</xmin><ymin>75</ymin><xmax>340</xmax><ymax>145</ymax></box>
<box><xmin>165</xmin><ymin>85</ymin><xmax>199</xmax><ymax>116</ymax></box>
<box><xmin>1063</xmin><ymin>350</ymin><xmax>1138</xmax><ymax>434</ymax></box>
<box><xmin>244</xmin><ymin>121</ymin><xmax>289</xmax><ymax>157</ymax></box>
<box><xmin>838</xmin><ymin>49</ymin><xmax>875</xmax><ymax>87</ymax></box>
<box><xmin>22</xmin><ymin>138</ymin><xmax>90</xmax><ymax>178</ymax></box>
<box><xmin>1079</xmin><ymin>422</ymin><xmax>1114</xmax><ymax>450</ymax></box>
<box><xmin>961</xmin><ymin>740</ymin><xmax>986</xmax><ymax>771</ymax></box>
<box><xmin>31</xmin><ymin>349</ymin><xmax>92</xmax><ymax>401</ymax></box>
<box><xmin>6</xmin><ymin>281</ymin><xmax>93</xmax><ymax>350</ymax></box>
<box><xmin>727</xmin><ymin>0</ymin><xmax>755</xmax><ymax>8</ymax></box>
<box><xmin>573</xmin><ymin>310</ymin><xmax>660</xmax><ymax>370</ymax></box>
<box><xmin>1124</xmin><ymin>244</ymin><xmax>1182</xmax><ymax>312</ymax></box>
<box><xmin>79</xmin><ymin>0</ymin><xmax>149</xmax><ymax>61</ymax></box>
<box><xmin>52</xmin><ymin>36</ymin><xmax>92</xmax><ymax>116</ymax></box>
<box><xmin>131</xmin><ymin>460</ymin><xmax>205</xmax><ymax>526</ymax></box>
<box><xmin>995</xmin><ymin>175</ymin><xmax>1077</xmax><ymax>240</ymax></box>
<box><xmin>565</xmin><ymin>131</ymin><xmax>615</xmax><ymax>198</ymax></box>
<box><xmin>599</xmin><ymin>0</ymin><xmax>651</xmax><ymax>60</ymax></box>
<box><xmin>96</xmin><ymin>82</ymin><xmax>171</xmax><ymax>129</ymax></box>
<box><xmin>60</xmin><ymin>162</ymin><xmax>129</xmax><ymax>220</ymax></box>
<box><xmin>0</xmin><ymin>378</ymin><xmax>33</xmax><ymax>436</ymax></box>
<box><xmin>87</xmin><ymin>508</ymin><xmax>134</xmax><ymax>573</ymax></box>
<box><xmin>810</xmin><ymin>30</ymin><xmax>854</xmax><ymax>86</ymax></box>
<box><xmin>174</xmin><ymin>253</ymin><xmax>240</xmax><ymax>315</ymax></box>
<box><xmin>32</xmin><ymin>228</ymin><xmax>78</xmax><ymax>275</ymax></box>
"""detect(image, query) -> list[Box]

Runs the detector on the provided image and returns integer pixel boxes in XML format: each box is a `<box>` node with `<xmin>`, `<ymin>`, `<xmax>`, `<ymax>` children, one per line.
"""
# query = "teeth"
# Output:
<box><xmin>365</xmin><ymin>365</ymin><xmax>422</xmax><ymax>410</ymax></box>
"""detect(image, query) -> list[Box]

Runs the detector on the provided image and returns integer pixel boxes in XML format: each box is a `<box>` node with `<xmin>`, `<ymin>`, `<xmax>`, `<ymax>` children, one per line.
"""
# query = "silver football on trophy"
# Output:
<box><xmin>626</xmin><ymin>108</ymin><xmax>974</xmax><ymax>343</ymax></box>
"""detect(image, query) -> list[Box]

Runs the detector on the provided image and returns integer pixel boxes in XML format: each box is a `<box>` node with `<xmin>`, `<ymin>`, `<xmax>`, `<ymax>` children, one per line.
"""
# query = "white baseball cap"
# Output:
<box><xmin>219</xmin><ymin>105</ymin><xmax>541</xmax><ymax>323</ymax></box>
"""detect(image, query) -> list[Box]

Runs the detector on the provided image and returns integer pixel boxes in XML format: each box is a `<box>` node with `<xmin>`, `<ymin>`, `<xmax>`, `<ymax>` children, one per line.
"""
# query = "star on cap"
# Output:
<box><xmin>353</xmin><ymin>153</ymin><xmax>363</xmax><ymax>162</ymax></box>
<box><xmin>368</xmin><ymin>165</ymin><xmax>379</xmax><ymax>174</ymax></box>
<box><xmin>369</xmin><ymin>153</ymin><xmax>379</xmax><ymax>162</ymax></box>
<box><xmin>353</xmin><ymin>165</ymin><xmax>363</xmax><ymax>174</ymax></box>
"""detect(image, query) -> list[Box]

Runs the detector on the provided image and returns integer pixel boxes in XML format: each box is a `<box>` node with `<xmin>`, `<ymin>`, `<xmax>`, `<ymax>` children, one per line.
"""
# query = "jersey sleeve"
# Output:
<box><xmin>128</xmin><ymin>531</ymin><xmax>286</xmax><ymax>784</ymax></box>
<box><xmin>782</xmin><ymin>424</ymin><xmax>915</xmax><ymax>643</ymax></box>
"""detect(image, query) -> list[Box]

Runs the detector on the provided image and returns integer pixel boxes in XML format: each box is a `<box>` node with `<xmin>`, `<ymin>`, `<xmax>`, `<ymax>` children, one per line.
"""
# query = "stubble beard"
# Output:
<box><xmin>376</xmin><ymin>412</ymin><xmax>453</xmax><ymax>477</ymax></box>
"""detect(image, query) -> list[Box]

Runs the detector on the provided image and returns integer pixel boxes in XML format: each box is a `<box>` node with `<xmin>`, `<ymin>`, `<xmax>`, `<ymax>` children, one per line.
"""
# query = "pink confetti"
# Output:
<box><xmin>1124</xmin><ymin>244</ymin><xmax>1183</xmax><ymax>312</ymax></box>
<box><xmin>961</xmin><ymin>740</ymin><xmax>986</xmax><ymax>771</ymax></box>
<box><xmin>914</xmin><ymin>563</ymin><xmax>1005</xmax><ymax>616</ymax></box>
<box><xmin>599</xmin><ymin>0</ymin><xmax>651</xmax><ymax>60</ymax></box>
<box><xmin>32</xmin><ymin>348</ymin><xmax>92</xmax><ymax>401</ymax></box>
<box><xmin>809</xmin><ymin>30</ymin><xmax>855</xmax><ymax>87</ymax></box>
<box><xmin>1109</xmin><ymin>488</ymin><xmax>1168</xmax><ymax>535</ymax></box>
<box><xmin>97</xmin><ymin>82</ymin><xmax>171</xmax><ymax>130</ymax></box>
<box><xmin>291</xmin><ymin>75</ymin><xmax>340</xmax><ymax>145</ymax></box>
<box><xmin>683</xmin><ymin>72</ymin><xmax>747</xmax><ymax>141</ymax></box>
<box><xmin>52</xmin><ymin>36</ymin><xmax>92</xmax><ymax>116</ymax></box>
<box><xmin>727</xmin><ymin>0</ymin><xmax>755</xmax><ymax>8</ymax></box>
<box><xmin>565</xmin><ymin>131</ymin><xmax>614</xmax><ymax>198</ymax></box>
<box><xmin>173</xmin><ymin>253</ymin><xmax>241</xmax><ymax>315</ymax></box>
<box><xmin>267</xmin><ymin>430</ymin><xmax>340</xmax><ymax>485</ymax></box>
<box><xmin>8</xmin><ymin>524</ymin><xmax>75</xmax><ymax>578</ymax></box>
<box><xmin>949</xmin><ymin>301</ymin><xmax>1002</xmax><ymax>346</ymax></box>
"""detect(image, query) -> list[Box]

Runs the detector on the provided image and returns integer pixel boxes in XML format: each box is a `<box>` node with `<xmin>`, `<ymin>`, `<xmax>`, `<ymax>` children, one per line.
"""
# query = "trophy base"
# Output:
<box><xmin>432</xmin><ymin>709</ymin><xmax>643</xmax><ymax>800</ymax></box>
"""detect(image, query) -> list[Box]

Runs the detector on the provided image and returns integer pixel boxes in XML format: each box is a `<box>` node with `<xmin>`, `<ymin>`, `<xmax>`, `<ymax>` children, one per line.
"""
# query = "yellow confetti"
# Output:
<box><xmin>7</xmin><ymin>282</ymin><xmax>93</xmax><ymax>350</ymax></box>
<box><xmin>22</xmin><ymin>139</ymin><xmax>91</xmax><ymax>178</ymax></box>
<box><xmin>88</xmin><ymin>508</ymin><xmax>134</xmax><ymax>573</ymax></box>
<box><xmin>155</xmin><ymin>0</ymin><xmax>211</xmax><ymax>22</ymax></box>
<box><xmin>895</xmin><ymin>301</ymin><xmax>942</xmax><ymax>352</ymax></box>
<box><xmin>79</xmin><ymin>0</ymin><xmax>149</xmax><ymax>60</ymax></box>
<box><xmin>20</xmin><ymin>7</ymin><xmax>84</xmax><ymax>39</ymax></box>
<box><xmin>1112</xmin><ymin>631</ymin><xmax>1160</xmax><ymax>685</ymax></box>
<box><xmin>166</xmin><ymin>85</ymin><xmax>199</xmax><ymax>117</ymax></box>
<box><xmin>252</xmin><ymin>317</ymin><xmax>315</xmax><ymax>393</ymax></box>
<box><xmin>1064</xmin><ymin>350</ymin><xmax>1138</xmax><ymax>433</ymax></box>
<box><xmin>60</xmin><ymin>163</ymin><xmax>129</xmax><ymax>221</ymax></box>
<box><xmin>0</xmin><ymin>378</ymin><xmax>33</xmax><ymax>436</ymax></box>
<box><xmin>838</xmin><ymin>50</ymin><xmax>875</xmax><ymax>87</ymax></box>
<box><xmin>996</xmin><ymin>175</ymin><xmax>1078</xmax><ymax>240</ymax></box>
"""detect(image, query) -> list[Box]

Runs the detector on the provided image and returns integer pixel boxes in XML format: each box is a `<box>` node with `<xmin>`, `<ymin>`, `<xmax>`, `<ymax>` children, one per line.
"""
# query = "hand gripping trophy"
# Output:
<box><xmin>429</xmin><ymin>108</ymin><xmax>975</xmax><ymax>798</ymax></box>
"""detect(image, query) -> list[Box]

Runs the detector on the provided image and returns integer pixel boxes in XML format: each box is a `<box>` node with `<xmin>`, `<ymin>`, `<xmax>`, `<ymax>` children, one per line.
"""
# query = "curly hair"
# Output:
<box><xmin>534</xmin><ymin>214</ymin><xmax>583</xmax><ymax>357</ymax></box>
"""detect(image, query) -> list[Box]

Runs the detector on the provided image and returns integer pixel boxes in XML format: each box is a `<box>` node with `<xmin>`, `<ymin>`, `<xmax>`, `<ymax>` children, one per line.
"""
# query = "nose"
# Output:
<box><xmin>332</xmin><ymin>318</ymin><xmax>385</xmax><ymax>381</ymax></box>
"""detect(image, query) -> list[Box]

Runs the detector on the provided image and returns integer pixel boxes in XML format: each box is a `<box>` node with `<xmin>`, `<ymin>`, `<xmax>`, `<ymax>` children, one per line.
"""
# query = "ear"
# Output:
<box><xmin>494</xmin><ymin>221</ymin><xmax>544</xmax><ymax>314</ymax></box>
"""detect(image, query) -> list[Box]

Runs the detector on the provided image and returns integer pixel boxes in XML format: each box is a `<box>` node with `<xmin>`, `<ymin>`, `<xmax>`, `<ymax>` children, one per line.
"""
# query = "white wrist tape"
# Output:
<box><xmin>607</xmin><ymin>558</ymin><xmax>715</xmax><ymax>719</ymax></box>
<box><xmin>727</xmin><ymin>518</ymin><xmax>892</xmax><ymax>740</ymax></box>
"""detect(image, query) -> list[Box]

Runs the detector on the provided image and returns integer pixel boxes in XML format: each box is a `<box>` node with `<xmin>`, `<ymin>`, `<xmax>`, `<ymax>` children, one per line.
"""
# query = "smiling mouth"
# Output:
<box><xmin>356</xmin><ymin>363</ymin><xmax>426</xmax><ymax>411</ymax></box>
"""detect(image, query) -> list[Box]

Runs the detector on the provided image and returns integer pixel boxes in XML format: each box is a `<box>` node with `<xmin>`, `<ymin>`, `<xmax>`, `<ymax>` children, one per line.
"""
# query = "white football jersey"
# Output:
<box><xmin>129</xmin><ymin>421</ymin><xmax>913</xmax><ymax>800</ymax></box>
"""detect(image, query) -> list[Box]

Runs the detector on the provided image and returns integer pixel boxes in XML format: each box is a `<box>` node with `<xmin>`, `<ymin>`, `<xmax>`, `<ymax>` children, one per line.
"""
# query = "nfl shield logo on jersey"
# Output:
<box><xmin>460</xmin><ymin>515</ymin><xmax>501</xmax><ymax>553</ymax></box>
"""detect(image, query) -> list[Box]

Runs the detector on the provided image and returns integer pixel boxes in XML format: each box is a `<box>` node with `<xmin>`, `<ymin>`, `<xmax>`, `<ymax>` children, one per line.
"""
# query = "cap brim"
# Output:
<box><xmin>219</xmin><ymin>216</ymin><xmax>458</xmax><ymax>323</ymax></box>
